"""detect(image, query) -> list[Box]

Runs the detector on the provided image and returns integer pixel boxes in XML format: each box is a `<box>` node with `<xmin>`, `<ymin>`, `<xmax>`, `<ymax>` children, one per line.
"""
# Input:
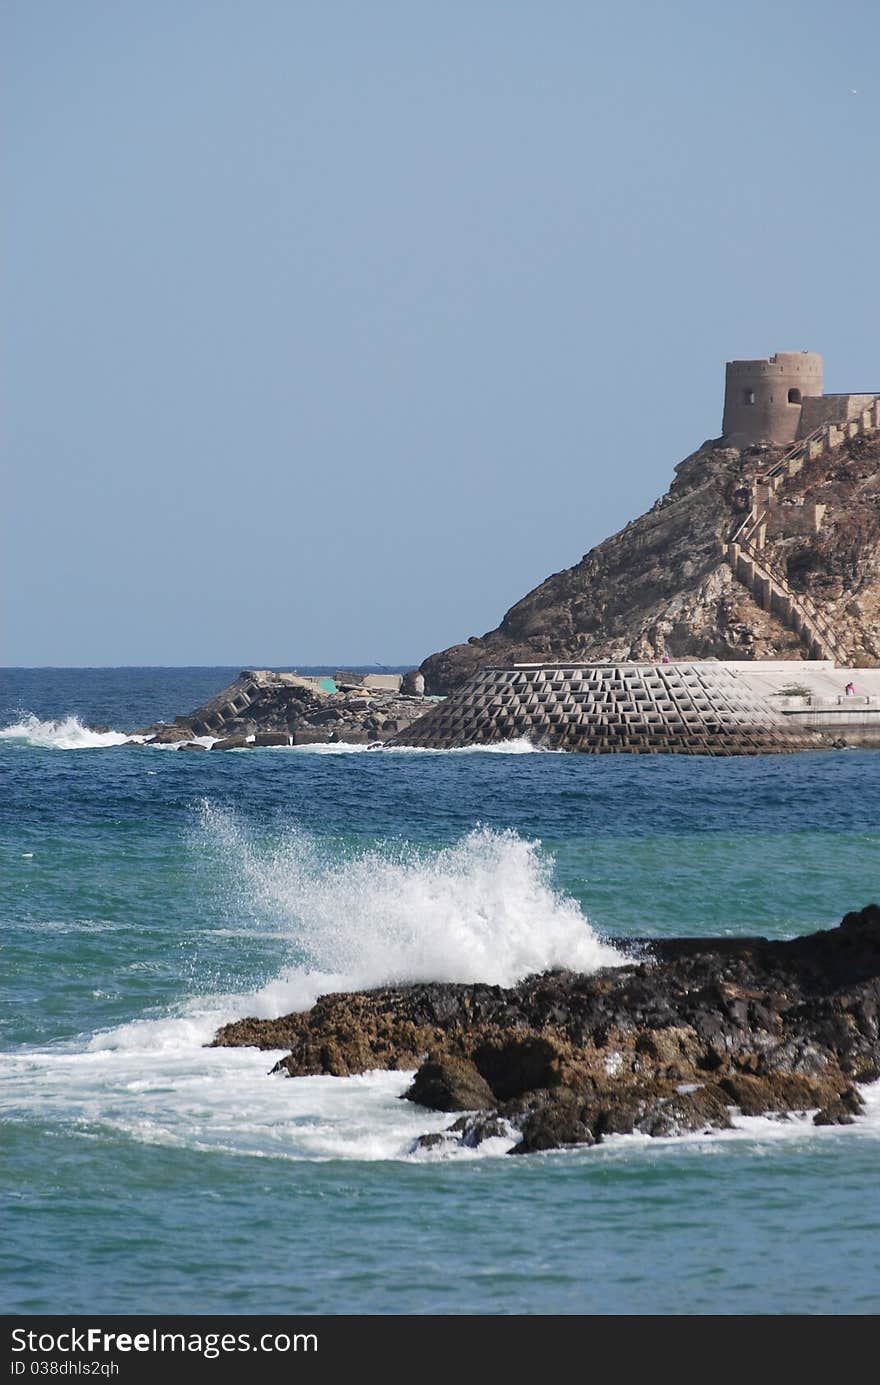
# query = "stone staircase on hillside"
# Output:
<box><xmin>726</xmin><ymin>398</ymin><xmax>880</xmax><ymax>661</ymax></box>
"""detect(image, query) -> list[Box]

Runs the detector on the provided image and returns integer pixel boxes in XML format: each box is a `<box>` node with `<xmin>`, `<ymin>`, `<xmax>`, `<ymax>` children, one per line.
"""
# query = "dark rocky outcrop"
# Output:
<box><xmin>212</xmin><ymin>904</ymin><xmax>880</xmax><ymax>1154</ymax></box>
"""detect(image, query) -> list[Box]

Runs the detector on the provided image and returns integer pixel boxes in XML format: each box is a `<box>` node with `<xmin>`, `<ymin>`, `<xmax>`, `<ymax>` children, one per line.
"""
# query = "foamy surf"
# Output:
<box><xmin>0</xmin><ymin>716</ymin><xmax>555</xmax><ymax>753</ymax></box>
<box><xmin>143</xmin><ymin>736</ymin><xmax>547</xmax><ymax>754</ymax></box>
<box><xmin>0</xmin><ymin>1043</ymin><xmax>454</xmax><ymax>1162</ymax></box>
<box><xmin>4</xmin><ymin>805</ymin><xmax>879</xmax><ymax>1165</ymax></box>
<box><xmin>0</xmin><ymin>713</ymin><xmax>133</xmax><ymax>749</ymax></box>
<box><xmin>3</xmin><ymin>1031</ymin><xmax>879</xmax><ymax>1165</ymax></box>
<box><xmin>184</xmin><ymin>736</ymin><xmax>548</xmax><ymax>754</ymax></box>
<box><xmin>194</xmin><ymin>805</ymin><xmax>622</xmax><ymax>993</ymax></box>
<box><xmin>0</xmin><ymin>816</ymin><xmax>625</xmax><ymax>1162</ymax></box>
<box><xmin>8</xmin><ymin>795</ymin><xmax>876</xmax><ymax>1169</ymax></box>
<box><xmin>377</xmin><ymin>737</ymin><xmax>547</xmax><ymax>755</ymax></box>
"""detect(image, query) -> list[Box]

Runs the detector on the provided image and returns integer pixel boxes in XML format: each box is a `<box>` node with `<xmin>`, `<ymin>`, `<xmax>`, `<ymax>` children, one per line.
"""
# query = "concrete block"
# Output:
<box><xmin>363</xmin><ymin>674</ymin><xmax>403</xmax><ymax>692</ymax></box>
<box><xmin>212</xmin><ymin>736</ymin><xmax>250</xmax><ymax>751</ymax></box>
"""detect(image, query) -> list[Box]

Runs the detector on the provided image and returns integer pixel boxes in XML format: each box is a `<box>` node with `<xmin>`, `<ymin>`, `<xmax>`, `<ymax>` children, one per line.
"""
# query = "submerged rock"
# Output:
<box><xmin>412</xmin><ymin>1131</ymin><xmax>452</xmax><ymax>1151</ymax></box>
<box><xmin>212</xmin><ymin>904</ymin><xmax>880</xmax><ymax>1155</ymax></box>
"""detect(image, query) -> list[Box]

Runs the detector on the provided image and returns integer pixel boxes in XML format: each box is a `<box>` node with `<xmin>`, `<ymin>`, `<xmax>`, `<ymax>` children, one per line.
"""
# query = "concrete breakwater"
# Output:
<box><xmin>131</xmin><ymin>660</ymin><xmax>880</xmax><ymax>755</ymax></box>
<box><xmin>133</xmin><ymin>668</ymin><xmax>437</xmax><ymax>748</ymax></box>
<box><xmin>389</xmin><ymin>661</ymin><xmax>830</xmax><ymax>754</ymax></box>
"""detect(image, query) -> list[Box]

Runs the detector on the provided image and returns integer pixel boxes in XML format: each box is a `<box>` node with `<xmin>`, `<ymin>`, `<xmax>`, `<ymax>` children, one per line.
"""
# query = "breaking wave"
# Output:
<box><xmin>193</xmin><ymin>803</ymin><xmax>622</xmax><ymax>1014</ymax></box>
<box><xmin>0</xmin><ymin>713</ymin><xmax>132</xmax><ymax>749</ymax></box>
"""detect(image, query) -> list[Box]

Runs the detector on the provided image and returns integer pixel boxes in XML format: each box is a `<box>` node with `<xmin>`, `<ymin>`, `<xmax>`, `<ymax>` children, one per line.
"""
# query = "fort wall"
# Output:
<box><xmin>797</xmin><ymin>393</ymin><xmax>879</xmax><ymax>435</ymax></box>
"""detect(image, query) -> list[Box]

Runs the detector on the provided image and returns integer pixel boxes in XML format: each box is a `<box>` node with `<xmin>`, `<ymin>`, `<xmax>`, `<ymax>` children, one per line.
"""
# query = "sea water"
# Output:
<box><xmin>2</xmin><ymin>667</ymin><xmax>879</xmax><ymax>1315</ymax></box>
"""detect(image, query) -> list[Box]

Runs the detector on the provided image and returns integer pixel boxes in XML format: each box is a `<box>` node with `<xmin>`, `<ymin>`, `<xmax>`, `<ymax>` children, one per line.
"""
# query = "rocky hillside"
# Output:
<box><xmin>420</xmin><ymin>432</ymin><xmax>880</xmax><ymax>693</ymax></box>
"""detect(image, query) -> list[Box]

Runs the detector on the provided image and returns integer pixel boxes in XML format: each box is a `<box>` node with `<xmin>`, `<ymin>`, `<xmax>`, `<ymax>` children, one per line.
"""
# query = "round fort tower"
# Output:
<box><xmin>722</xmin><ymin>351</ymin><xmax>823</xmax><ymax>447</ymax></box>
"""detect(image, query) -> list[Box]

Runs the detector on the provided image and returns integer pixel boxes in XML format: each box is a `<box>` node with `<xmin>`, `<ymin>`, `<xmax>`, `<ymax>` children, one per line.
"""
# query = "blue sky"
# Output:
<box><xmin>4</xmin><ymin>0</ymin><xmax>878</xmax><ymax>665</ymax></box>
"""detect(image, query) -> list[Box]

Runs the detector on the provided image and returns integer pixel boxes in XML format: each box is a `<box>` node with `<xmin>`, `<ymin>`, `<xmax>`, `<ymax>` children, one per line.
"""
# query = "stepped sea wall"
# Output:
<box><xmin>391</xmin><ymin>662</ymin><xmax>824</xmax><ymax>755</ymax></box>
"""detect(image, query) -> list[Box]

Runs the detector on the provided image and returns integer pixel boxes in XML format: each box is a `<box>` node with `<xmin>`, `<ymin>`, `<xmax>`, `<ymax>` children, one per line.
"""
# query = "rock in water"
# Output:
<box><xmin>212</xmin><ymin>905</ymin><xmax>880</xmax><ymax>1155</ymax></box>
<box><xmin>513</xmin><ymin>1091</ymin><xmax>598</xmax><ymax>1153</ymax></box>
<box><xmin>147</xmin><ymin>725</ymin><xmax>195</xmax><ymax>744</ymax></box>
<box><xmin>404</xmin><ymin>1054</ymin><xmax>495</xmax><ymax>1112</ymax></box>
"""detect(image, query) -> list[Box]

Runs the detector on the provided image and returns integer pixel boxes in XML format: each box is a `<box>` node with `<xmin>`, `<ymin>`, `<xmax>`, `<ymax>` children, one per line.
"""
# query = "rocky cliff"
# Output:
<box><xmin>420</xmin><ymin>432</ymin><xmax>880</xmax><ymax>693</ymax></box>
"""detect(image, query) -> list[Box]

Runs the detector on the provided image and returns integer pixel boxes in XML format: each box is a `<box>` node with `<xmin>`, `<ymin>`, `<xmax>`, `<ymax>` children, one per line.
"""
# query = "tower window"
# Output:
<box><xmin>743</xmin><ymin>388</ymin><xmax>756</xmax><ymax>405</ymax></box>
<box><xmin>788</xmin><ymin>388</ymin><xmax>802</xmax><ymax>404</ymax></box>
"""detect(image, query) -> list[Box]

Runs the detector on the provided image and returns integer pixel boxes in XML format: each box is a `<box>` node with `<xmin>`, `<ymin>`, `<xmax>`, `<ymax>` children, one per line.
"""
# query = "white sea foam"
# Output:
<box><xmin>186</xmin><ymin>736</ymin><xmax>546</xmax><ymax>755</ymax></box>
<box><xmin>9</xmin><ymin>799</ymin><xmax>877</xmax><ymax>1167</ymax></box>
<box><xmin>75</xmin><ymin>814</ymin><xmax>620</xmax><ymax>1066</ymax></box>
<box><xmin>4</xmin><ymin>1032</ymin><xmax>880</xmax><ymax>1165</ymax></box>
<box><xmin>167</xmin><ymin>735</ymin><xmax>547</xmax><ymax>755</ymax></box>
<box><xmin>0</xmin><ymin>714</ymin><xmax>552</xmax><ymax>754</ymax></box>
<box><xmin>194</xmin><ymin>804</ymin><xmax>622</xmax><ymax>1004</ymax></box>
<box><xmin>0</xmin><ymin>1045</ymin><xmax>455</xmax><ymax>1161</ymax></box>
<box><xmin>283</xmin><ymin>736</ymin><xmax>545</xmax><ymax>755</ymax></box>
<box><xmin>0</xmin><ymin>815</ymin><xmax>627</xmax><ymax>1162</ymax></box>
<box><xmin>0</xmin><ymin>713</ymin><xmax>133</xmax><ymax>749</ymax></box>
<box><xmin>209</xmin><ymin>736</ymin><xmax>547</xmax><ymax>755</ymax></box>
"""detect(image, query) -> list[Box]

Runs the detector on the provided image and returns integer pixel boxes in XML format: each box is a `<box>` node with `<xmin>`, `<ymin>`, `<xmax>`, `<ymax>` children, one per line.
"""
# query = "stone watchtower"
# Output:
<box><xmin>722</xmin><ymin>351</ymin><xmax>823</xmax><ymax>448</ymax></box>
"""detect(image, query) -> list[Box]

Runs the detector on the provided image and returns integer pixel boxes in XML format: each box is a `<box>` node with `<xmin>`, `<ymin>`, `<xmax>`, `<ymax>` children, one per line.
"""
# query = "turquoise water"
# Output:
<box><xmin>2</xmin><ymin>668</ymin><xmax>880</xmax><ymax>1315</ymax></box>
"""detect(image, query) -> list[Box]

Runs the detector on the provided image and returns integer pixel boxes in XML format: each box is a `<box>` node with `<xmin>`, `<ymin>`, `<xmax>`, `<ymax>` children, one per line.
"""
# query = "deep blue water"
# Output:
<box><xmin>2</xmin><ymin>667</ymin><xmax>879</xmax><ymax>1315</ymax></box>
